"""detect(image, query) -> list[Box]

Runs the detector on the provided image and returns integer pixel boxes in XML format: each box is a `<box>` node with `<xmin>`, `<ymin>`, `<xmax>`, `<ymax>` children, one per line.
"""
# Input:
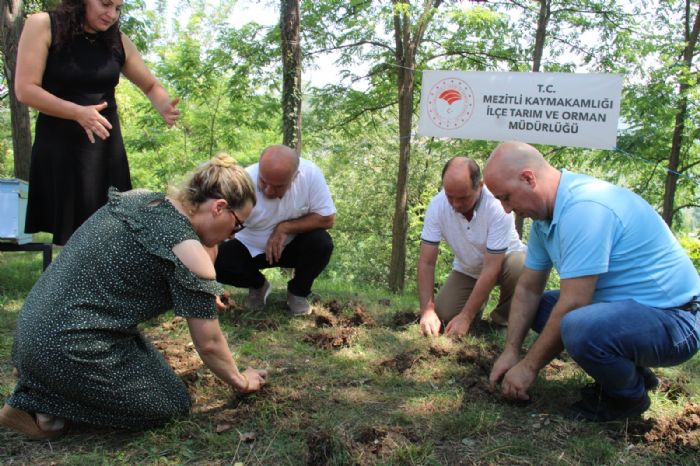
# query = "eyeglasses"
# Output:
<box><xmin>229</xmin><ymin>209</ymin><xmax>246</xmax><ymax>234</ymax></box>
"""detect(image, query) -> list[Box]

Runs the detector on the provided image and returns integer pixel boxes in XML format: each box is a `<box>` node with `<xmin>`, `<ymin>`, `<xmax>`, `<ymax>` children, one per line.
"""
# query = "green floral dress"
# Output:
<box><xmin>8</xmin><ymin>190</ymin><xmax>223</xmax><ymax>429</ymax></box>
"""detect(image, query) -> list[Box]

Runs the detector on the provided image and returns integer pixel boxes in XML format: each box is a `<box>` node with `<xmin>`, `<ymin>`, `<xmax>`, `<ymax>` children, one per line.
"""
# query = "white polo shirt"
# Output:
<box><xmin>235</xmin><ymin>159</ymin><xmax>336</xmax><ymax>257</ymax></box>
<box><xmin>421</xmin><ymin>186</ymin><xmax>525</xmax><ymax>278</ymax></box>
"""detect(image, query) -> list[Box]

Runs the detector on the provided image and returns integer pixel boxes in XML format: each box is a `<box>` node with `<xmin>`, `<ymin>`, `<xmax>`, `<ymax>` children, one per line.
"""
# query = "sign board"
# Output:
<box><xmin>418</xmin><ymin>71</ymin><xmax>623</xmax><ymax>149</ymax></box>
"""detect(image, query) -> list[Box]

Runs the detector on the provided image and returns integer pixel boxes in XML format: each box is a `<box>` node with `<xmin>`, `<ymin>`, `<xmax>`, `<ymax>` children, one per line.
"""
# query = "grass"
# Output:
<box><xmin>1</xmin><ymin>249</ymin><xmax>699</xmax><ymax>465</ymax></box>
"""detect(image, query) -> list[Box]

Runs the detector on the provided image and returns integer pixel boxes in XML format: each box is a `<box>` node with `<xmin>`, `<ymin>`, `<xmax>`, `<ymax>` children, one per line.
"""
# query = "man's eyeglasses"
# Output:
<box><xmin>229</xmin><ymin>209</ymin><xmax>246</xmax><ymax>234</ymax></box>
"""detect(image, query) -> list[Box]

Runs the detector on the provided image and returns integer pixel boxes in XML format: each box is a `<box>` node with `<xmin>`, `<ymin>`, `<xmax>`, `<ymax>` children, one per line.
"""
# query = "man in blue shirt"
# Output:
<box><xmin>483</xmin><ymin>141</ymin><xmax>700</xmax><ymax>422</ymax></box>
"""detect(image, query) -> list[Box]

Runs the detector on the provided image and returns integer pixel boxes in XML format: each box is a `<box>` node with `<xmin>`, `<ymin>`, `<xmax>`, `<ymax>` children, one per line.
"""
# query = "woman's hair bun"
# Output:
<box><xmin>212</xmin><ymin>152</ymin><xmax>237</xmax><ymax>168</ymax></box>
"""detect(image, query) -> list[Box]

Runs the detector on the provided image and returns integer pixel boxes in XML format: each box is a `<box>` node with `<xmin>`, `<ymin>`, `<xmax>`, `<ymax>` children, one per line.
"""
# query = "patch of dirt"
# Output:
<box><xmin>354</xmin><ymin>426</ymin><xmax>388</xmax><ymax>455</ymax></box>
<box><xmin>303</xmin><ymin>328</ymin><xmax>356</xmax><ymax>350</ymax></box>
<box><xmin>379</xmin><ymin>350</ymin><xmax>425</xmax><ymax>374</ymax></box>
<box><xmin>324</xmin><ymin>299</ymin><xmax>345</xmax><ymax>316</ymax></box>
<box><xmin>456</xmin><ymin>344</ymin><xmax>500</xmax><ymax>377</ymax></box>
<box><xmin>219</xmin><ymin>294</ymin><xmax>243</xmax><ymax>313</ymax></box>
<box><xmin>347</xmin><ymin>306</ymin><xmax>375</xmax><ymax>326</ymax></box>
<box><xmin>642</xmin><ymin>403</ymin><xmax>700</xmax><ymax>451</ymax></box>
<box><xmin>158</xmin><ymin>315</ymin><xmax>185</xmax><ymax>331</ymax></box>
<box><xmin>147</xmin><ymin>319</ymin><xmax>202</xmax><ymax>381</ymax></box>
<box><xmin>306</xmin><ymin>430</ymin><xmax>350</xmax><ymax>465</ymax></box>
<box><xmin>428</xmin><ymin>344</ymin><xmax>451</xmax><ymax>358</ymax></box>
<box><xmin>315</xmin><ymin>314</ymin><xmax>336</xmax><ymax>328</ymax></box>
<box><xmin>460</xmin><ymin>375</ymin><xmax>498</xmax><ymax>400</ymax></box>
<box><xmin>315</xmin><ymin>300</ymin><xmax>375</xmax><ymax>328</ymax></box>
<box><xmin>657</xmin><ymin>374</ymin><xmax>691</xmax><ymax>401</ymax></box>
<box><xmin>391</xmin><ymin>311</ymin><xmax>419</xmax><ymax>328</ymax></box>
<box><xmin>354</xmin><ymin>426</ymin><xmax>420</xmax><ymax>458</ymax></box>
<box><xmin>146</xmin><ymin>318</ymin><xmax>229</xmax><ymax>404</ymax></box>
<box><xmin>249</xmin><ymin>318</ymin><xmax>279</xmax><ymax>331</ymax></box>
<box><xmin>543</xmin><ymin>360</ymin><xmax>567</xmax><ymax>377</ymax></box>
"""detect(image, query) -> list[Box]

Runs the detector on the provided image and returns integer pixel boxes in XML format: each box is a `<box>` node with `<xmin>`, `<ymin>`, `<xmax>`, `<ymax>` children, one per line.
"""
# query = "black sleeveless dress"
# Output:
<box><xmin>24</xmin><ymin>12</ymin><xmax>131</xmax><ymax>246</ymax></box>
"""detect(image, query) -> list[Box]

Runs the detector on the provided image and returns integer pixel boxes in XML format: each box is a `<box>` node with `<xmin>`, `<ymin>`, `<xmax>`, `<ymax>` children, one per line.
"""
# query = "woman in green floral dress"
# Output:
<box><xmin>0</xmin><ymin>153</ymin><xmax>267</xmax><ymax>440</ymax></box>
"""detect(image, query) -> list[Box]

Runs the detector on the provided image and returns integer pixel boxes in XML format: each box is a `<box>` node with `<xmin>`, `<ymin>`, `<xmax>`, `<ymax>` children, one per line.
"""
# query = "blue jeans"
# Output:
<box><xmin>532</xmin><ymin>291</ymin><xmax>700</xmax><ymax>399</ymax></box>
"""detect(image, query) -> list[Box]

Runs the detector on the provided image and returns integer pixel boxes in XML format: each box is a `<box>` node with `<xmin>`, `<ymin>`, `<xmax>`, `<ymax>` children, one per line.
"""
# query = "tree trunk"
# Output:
<box><xmin>531</xmin><ymin>0</ymin><xmax>549</xmax><ymax>73</ymax></box>
<box><xmin>1</xmin><ymin>0</ymin><xmax>32</xmax><ymax>181</ymax></box>
<box><xmin>514</xmin><ymin>0</ymin><xmax>550</xmax><ymax>236</ymax></box>
<box><xmin>661</xmin><ymin>1</ymin><xmax>699</xmax><ymax>227</ymax></box>
<box><xmin>280</xmin><ymin>0</ymin><xmax>302</xmax><ymax>152</ymax></box>
<box><xmin>387</xmin><ymin>0</ymin><xmax>441</xmax><ymax>292</ymax></box>
<box><xmin>388</xmin><ymin>51</ymin><xmax>415</xmax><ymax>293</ymax></box>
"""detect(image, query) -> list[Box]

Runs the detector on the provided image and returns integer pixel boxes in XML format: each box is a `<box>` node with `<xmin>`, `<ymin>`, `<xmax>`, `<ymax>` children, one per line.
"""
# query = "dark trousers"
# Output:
<box><xmin>214</xmin><ymin>229</ymin><xmax>334</xmax><ymax>297</ymax></box>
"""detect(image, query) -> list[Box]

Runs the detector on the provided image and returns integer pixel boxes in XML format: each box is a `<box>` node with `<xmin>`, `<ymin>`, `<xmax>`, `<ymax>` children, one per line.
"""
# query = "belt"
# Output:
<box><xmin>679</xmin><ymin>297</ymin><xmax>700</xmax><ymax>312</ymax></box>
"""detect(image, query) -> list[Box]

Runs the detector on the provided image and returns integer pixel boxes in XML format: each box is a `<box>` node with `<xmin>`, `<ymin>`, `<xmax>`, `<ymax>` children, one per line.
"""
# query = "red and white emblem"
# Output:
<box><xmin>426</xmin><ymin>78</ymin><xmax>475</xmax><ymax>130</ymax></box>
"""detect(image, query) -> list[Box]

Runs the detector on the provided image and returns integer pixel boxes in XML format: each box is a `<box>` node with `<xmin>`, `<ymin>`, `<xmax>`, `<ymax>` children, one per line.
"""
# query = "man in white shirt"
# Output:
<box><xmin>215</xmin><ymin>145</ymin><xmax>336</xmax><ymax>316</ymax></box>
<box><xmin>418</xmin><ymin>157</ymin><xmax>525</xmax><ymax>337</ymax></box>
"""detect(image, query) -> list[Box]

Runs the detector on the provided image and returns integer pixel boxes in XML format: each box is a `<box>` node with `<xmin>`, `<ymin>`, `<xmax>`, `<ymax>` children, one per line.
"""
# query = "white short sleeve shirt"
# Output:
<box><xmin>421</xmin><ymin>187</ymin><xmax>525</xmax><ymax>278</ymax></box>
<box><xmin>234</xmin><ymin>159</ymin><xmax>336</xmax><ymax>257</ymax></box>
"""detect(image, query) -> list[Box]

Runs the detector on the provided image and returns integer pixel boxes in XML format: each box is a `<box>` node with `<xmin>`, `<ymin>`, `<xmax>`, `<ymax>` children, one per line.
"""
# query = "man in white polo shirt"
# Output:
<box><xmin>214</xmin><ymin>145</ymin><xmax>336</xmax><ymax>316</ymax></box>
<box><xmin>418</xmin><ymin>157</ymin><xmax>525</xmax><ymax>337</ymax></box>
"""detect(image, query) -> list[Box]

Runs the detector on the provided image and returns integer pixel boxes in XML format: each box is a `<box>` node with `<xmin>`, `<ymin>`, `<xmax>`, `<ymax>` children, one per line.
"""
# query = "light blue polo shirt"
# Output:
<box><xmin>525</xmin><ymin>170</ymin><xmax>700</xmax><ymax>308</ymax></box>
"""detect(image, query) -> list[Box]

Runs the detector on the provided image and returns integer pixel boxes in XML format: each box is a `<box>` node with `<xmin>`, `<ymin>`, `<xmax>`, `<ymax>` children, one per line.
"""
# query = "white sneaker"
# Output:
<box><xmin>287</xmin><ymin>292</ymin><xmax>312</xmax><ymax>316</ymax></box>
<box><xmin>246</xmin><ymin>280</ymin><xmax>271</xmax><ymax>311</ymax></box>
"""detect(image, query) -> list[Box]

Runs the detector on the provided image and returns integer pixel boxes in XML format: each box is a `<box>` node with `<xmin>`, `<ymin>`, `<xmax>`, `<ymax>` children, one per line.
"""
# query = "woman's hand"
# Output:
<box><xmin>215</xmin><ymin>291</ymin><xmax>230</xmax><ymax>312</ymax></box>
<box><xmin>157</xmin><ymin>96</ymin><xmax>180</xmax><ymax>127</ymax></box>
<box><xmin>76</xmin><ymin>102</ymin><xmax>113</xmax><ymax>143</ymax></box>
<box><xmin>236</xmin><ymin>367</ymin><xmax>268</xmax><ymax>393</ymax></box>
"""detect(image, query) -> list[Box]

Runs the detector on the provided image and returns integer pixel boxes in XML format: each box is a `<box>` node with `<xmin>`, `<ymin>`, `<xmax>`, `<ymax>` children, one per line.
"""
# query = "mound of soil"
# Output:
<box><xmin>379</xmin><ymin>350</ymin><xmax>425</xmax><ymax>374</ymax></box>
<box><xmin>303</xmin><ymin>328</ymin><xmax>356</xmax><ymax>349</ymax></box>
<box><xmin>643</xmin><ymin>403</ymin><xmax>700</xmax><ymax>451</ymax></box>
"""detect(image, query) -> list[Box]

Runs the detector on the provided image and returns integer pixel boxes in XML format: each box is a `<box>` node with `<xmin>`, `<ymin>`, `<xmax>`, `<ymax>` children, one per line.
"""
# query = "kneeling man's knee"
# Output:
<box><xmin>560</xmin><ymin>308</ymin><xmax>599</xmax><ymax>360</ymax></box>
<box><xmin>305</xmin><ymin>229</ymin><xmax>334</xmax><ymax>258</ymax></box>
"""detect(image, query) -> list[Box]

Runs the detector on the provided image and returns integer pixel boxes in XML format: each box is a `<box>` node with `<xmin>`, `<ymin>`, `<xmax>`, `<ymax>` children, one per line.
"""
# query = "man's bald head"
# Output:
<box><xmin>484</xmin><ymin>141</ymin><xmax>546</xmax><ymax>181</ymax></box>
<box><xmin>483</xmin><ymin>141</ymin><xmax>560</xmax><ymax>220</ymax></box>
<box><xmin>258</xmin><ymin>145</ymin><xmax>300</xmax><ymax>199</ymax></box>
<box><xmin>442</xmin><ymin>157</ymin><xmax>481</xmax><ymax>190</ymax></box>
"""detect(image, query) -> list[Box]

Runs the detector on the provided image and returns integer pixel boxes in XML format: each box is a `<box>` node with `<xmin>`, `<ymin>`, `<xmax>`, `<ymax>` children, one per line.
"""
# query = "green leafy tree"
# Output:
<box><xmin>303</xmin><ymin>1</ymin><xmax>518</xmax><ymax>291</ymax></box>
<box><xmin>0</xmin><ymin>0</ymin><xmax>34</xmax><ymax>180</ymax></box>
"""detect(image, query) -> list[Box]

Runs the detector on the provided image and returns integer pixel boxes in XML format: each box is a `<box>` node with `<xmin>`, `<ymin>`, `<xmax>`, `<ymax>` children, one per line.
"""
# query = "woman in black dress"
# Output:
<box><xmin>0</xmin><ymin>153</ymin><xmax>268</xmax><ymax>440</ymax></box>
<box><xmin>15</xmin><ymin>0</ymin><xmax>180</xmax><ymax>245</ymax></box>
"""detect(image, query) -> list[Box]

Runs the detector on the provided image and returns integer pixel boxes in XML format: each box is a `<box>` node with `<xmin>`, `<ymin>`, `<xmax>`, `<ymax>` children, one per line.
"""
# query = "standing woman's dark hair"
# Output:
<box><xmin>15</xmin><ymin>0</ymin><xmax>181</xmax><ymax>246</ymax></box>
<box><xmin>52</xmin><ymin>0</ymin><xmax>120</xmax><ymax>51</ymax></box>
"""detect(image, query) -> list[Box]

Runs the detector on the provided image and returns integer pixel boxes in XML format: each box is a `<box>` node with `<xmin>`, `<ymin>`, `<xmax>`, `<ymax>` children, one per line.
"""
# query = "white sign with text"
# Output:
<box><xmin>418</xmin><ymin>71</ymin><xmax>623</xmax><ymax>149</ymax></box>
